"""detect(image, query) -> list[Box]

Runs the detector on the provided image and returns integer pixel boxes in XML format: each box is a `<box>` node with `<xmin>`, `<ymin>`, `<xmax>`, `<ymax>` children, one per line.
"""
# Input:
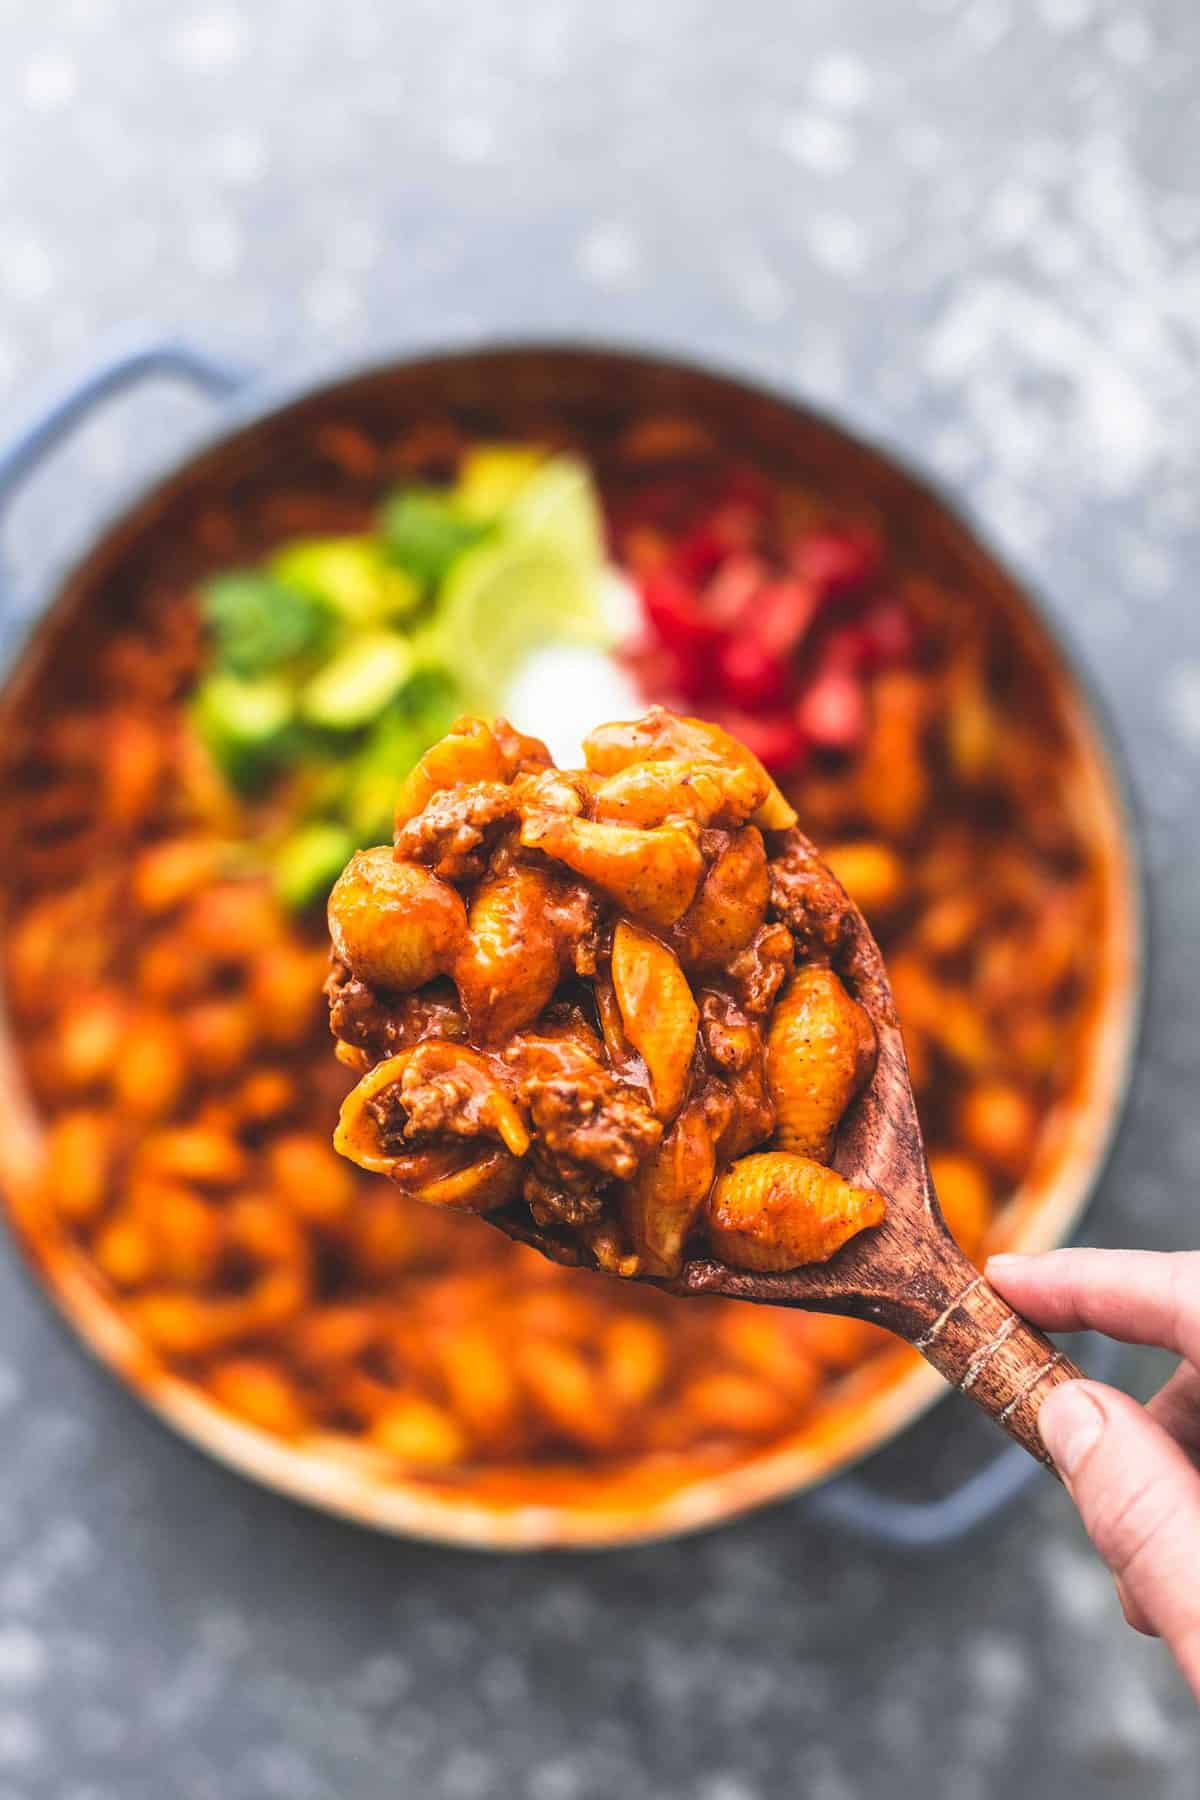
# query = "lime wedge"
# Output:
<box><xmin>505</xmin><ymin>455</ymin><xmax>606</xmax><ymax>567</ymax></box>
<box><xmin>433</xmin><ymin>539</ymin><xmax>609</xmax><ymax>707</ymax></box>
<box><xmin>300</xmin><ymin>633</ymin><xmax>415</xmax><ymax>730</ymax></box>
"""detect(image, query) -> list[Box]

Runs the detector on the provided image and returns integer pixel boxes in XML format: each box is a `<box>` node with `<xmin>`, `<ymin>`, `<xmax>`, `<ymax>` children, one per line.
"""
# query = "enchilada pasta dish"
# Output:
<box><xmin>0</xmin><ymin>417</ymin><xmax>1106</xmax><ymax>1494</ymax></box>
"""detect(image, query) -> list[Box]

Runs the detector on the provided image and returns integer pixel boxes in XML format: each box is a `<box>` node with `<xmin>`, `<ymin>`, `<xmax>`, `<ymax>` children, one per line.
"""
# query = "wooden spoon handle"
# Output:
<box><xmin>905</xmin><ymin>1249</ymin><xmax>1085</xmax><ymax>1471</ymax></box>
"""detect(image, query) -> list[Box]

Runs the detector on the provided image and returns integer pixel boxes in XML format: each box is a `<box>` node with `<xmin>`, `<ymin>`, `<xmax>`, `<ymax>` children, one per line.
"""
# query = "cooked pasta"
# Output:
<box><xmin>0</xmin><ymin>416</ymin><xmax>1107</xmax><ymax>1498</ymax></box>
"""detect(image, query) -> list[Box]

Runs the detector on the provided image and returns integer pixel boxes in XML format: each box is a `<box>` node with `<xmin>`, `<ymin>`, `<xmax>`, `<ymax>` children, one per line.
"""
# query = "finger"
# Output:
<box><xmin>1116</xmin><ymin>1576</ymin><xmax>1156</xmax><ymax>1638</ymax></box>
<box><xmin>987</xmin><ymin>1249</ymin><xmax>1200</xmax><ymax>1364</ymax></box>
<box><xmin>1038</xmin><ymin>1380</ymin><xmax>1200</xmax><ymax>1696</ymax></box>
<box><xmin>1118</xmin><ymin>1370</ymin><xmax>1200</xmax><ymax>1638</ymax></box>
<box><xmin>1146</xmin><ymin>1362</ymin><xmax>1200</xmax><ymax>1459</ymax></box>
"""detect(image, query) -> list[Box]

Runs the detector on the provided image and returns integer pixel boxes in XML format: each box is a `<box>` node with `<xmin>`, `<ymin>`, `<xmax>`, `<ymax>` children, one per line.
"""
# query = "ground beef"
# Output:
<box><xmin>398</xmin><ymin>1067</ymin><xmax>484</xmax><ymax>1142</ymax></box>
<box><xmin>325</xmin><ymin>965</ymin><xmax>466</xmax><ymax>1057</ymax></box>
<box><xmin>545</xmin><ymin>879</ymin><xmax>602</xmax><ymax>979</ymax></box>
<box><xmin>522</xmin><ymin>1158</ymin><xmax>607</xmax><ymax>1229</ymax></box>
<box><xmin>714</xmin><ymin>1059</ymin><xmax>775</xmax><ymax>1162</ymax></box>
<box><xmin>505</xmin><ymin>1033</ymin><xmax>662</xmax><ymax>1181</ymax></box>
<box><xmin>698</xmin><ymin>990</ymin><xmax>760</xmax><ymax>1073</ymax></box>
<box><xmin>364</xmin><ymin>1086</ymin><xmax>409</xmax><ymax>1153</ymax></box>
<box><xmin>726</xmin><ymin>922</ymin><xmax>795</xmax><ymax>1015</ymax></box>
<box><xmin>767</xmin><ymin>834</ymin><xmax>851</xmax><ymax>960</ymax></box>
<box><xmin>525</xmin><ymin>1077</ymin><xmax>661</xmax><ymax>1182</ymax></box>
<box><xmin>393</xmin><ymin>780</ymin><xmax>518</xmax><ymax>880</ymax></box>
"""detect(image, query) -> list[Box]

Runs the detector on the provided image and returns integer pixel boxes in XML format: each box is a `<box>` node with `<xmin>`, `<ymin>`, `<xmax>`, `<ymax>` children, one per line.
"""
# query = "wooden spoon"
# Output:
<box><xmin>504</xmin><ymin>836</ymin><xmax>1083</xmax><ymax>1472</ymax></box>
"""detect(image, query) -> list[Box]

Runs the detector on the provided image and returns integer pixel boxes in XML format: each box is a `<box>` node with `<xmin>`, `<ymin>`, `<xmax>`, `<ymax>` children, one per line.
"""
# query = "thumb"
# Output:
<box><xmin>1040</xmin><ymin>1380</ymin><xmax>1200</xmax><ymax>1696</ymax></box>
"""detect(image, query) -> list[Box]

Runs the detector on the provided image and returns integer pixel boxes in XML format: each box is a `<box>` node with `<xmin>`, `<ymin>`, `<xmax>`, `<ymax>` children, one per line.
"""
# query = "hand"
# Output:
<box><xmin>988</xmin><ymin>1248</ymin><xmax>1200</xmax><ymax>1700</ymax></box>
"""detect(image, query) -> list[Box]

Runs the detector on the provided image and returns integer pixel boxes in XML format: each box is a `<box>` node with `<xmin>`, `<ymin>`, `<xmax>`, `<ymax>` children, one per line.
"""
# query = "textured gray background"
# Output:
<box><xmin>0</xmin><ymin>0</ymin><xmax>1198</xmax><ymax>1794</ymax></box>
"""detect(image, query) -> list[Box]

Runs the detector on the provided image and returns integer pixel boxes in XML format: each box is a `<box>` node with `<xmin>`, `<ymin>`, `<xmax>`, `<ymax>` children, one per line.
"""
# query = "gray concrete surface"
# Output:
<box><xmin>0</xmin><ymin>0</ymin><xmax>1198</xmax><ymax>1793</ymax></box>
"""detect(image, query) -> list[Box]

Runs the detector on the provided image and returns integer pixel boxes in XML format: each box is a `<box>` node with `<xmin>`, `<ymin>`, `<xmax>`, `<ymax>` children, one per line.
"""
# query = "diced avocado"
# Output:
<box><xmin>191</xmin><ymin>673</ymin><xmax>297</xmax><ymax>789</ymax></box>
<box><xmin>343</xmin><ymin>757</ymin><xmax>408</xmax><ymax>844</ymax></box>
<box><xmin>378</xmin><ymin>489</ymin><xmax>489</xmax><ymax>586</ymax></box>
<box><xmin>388</xmin><ymin>660</ymin><xmax>462</xmax><ymax>732</ymax></box>
<box><xmin>201</xmin><ymin>571</ymin><xmax>334</xmax><ymax>677</ymax></box>
<box><xmin>269</xmin><ymin>537</ymin><xmax>421</xmax><ymax>627</ymax></box>
<box><xmin>341</xmin><ymin>673</ymin><xmax>463</xmax><ymax>840</ymax></box>
<box><xmin>272</xmin><ymin>820</ymin><xmax>356</xmax><ymax>912</ymax></box>
<box><xmin>300</xmin><ymin>633</ymin><xmax>415</xmax><ymax>731</ymax></box>
<box><xmin>454</xmin><ymin>444</ymin><xmax>545</xmax><ymax>521</ymax></box>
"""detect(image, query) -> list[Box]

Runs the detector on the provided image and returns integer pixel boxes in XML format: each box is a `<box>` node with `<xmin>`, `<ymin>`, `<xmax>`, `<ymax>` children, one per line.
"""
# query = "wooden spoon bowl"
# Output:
<box><xmin>504</xmin><ymin>835</ymin><xmax>1082</xmax><ymax>1472</ymax></box>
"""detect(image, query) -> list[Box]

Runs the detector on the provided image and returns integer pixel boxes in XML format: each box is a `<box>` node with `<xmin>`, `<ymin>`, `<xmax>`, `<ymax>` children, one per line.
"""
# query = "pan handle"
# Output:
<box><xmin>0</xmin><ymin>335</ymin><xmax>247</xmax><ymax>514</ymax></box>
<box><xmin>805</xmin><ymin>1331</ymin><xmax>1120</xmax><ymax>1548</ymax></box>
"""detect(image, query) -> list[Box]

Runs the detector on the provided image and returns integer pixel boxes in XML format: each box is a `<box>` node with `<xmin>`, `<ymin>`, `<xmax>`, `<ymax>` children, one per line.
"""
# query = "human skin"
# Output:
<box><xmin>987</xmin><ymin>1248</ymin><xmax>1200</xmax><ymax>1702</ymax></box>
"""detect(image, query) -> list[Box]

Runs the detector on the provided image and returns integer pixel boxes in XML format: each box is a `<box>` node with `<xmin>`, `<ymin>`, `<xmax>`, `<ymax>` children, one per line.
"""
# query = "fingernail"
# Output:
<box><xmin>1038</xmin><ymin>1383</ymin><xmax>1105</xmax><ymax>1478</ymax></box>
<box><xmin>985</xmin><ymin>1254</ymin><xmax>1028</xmax><ymax>1272</ymax></box>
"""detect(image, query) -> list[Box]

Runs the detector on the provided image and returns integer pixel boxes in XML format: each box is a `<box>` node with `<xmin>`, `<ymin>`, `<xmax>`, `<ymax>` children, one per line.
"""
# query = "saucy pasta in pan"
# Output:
<box><xmin>0</xmin><ymin>412</ymin><xmax>1108</xmax><ymax>1500</ymax></box>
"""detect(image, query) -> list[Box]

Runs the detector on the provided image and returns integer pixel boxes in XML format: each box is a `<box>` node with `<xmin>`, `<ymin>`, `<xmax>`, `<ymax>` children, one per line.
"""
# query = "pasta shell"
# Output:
<box><xmin>328</xmin><ymin>848</ymin><xmax>467</xmax><ymax>992</ymax></box>
<box><xmin>669</xmin><ymin>827</ymin><xmax>769</xmax><ymax>970</ymax></box>
<box><xmin>401</xmin><ymin>1042</ymin><xmax>531</xmax><ymax>1157</ymax></box>
<box><xmin>455</xmin><ymin>867</ymin><xmax>564</xmax><ymax>1041</ymax></box>
<box><xmin>927</xmin><ymin>1151</ymin><xmax>992</xmax><ymax>1263</ymax></box>
<box><xmin>621</xmin><ymin>1096</ymin><xmax>716</xmax><ymax>1278</ymax></box>
<box><xmin>611</xmin><ymin>920</ymin><xmax>699</xmax><ymax>1120</ymax></box>
<box><xmin>765</xmin><ymin>967</ymin><xmax>876</xmax><ymax>1159</ymax></box>
<box><xmin>592</xmin><ymin>758</ymin><xmax>762</xmax><ymax>828</ymax></box>
<box><xmin>582</xmin><ymin>706</ymin><xmax>796</xmax><ymax>830</ymax></box>
<box><xmin>519</xmin><ymin>813</ymin><xmax>703</xmax><ymax>928</ymax></box>
<box><xmin>392</xmin><ymin>717</ymin><xmax>507</xmax><ymax>829</ymax></box>
<box><xmin>334</xmin><ymin>1050</ymin><xmax>418</xmax><ymax>1174</ymax></box>
<box><xmin>593</xmin><ymin>964</ymin><xmax>634</xmax><ymax>1072</ymax></box>
<box><xmin>394</xmin><ymin>715</ymin><xmax>552</xmax><ymax>828</ymax></box>
<box><xmin>820</xmin><ymin>841</ymin><xmax>906</xmax><ymax>919</ymax></box>
<box><xmin>708</xmin><ymin>1151</ymin><xmax>885</xmax><ymax>1270</ymax></box>
<box><xmin>334</xmin><ymin>1044</ymin><xmax>530</xmax><ymax>1180</ymax></box>
<box><xmin>416</xmin><ymin>1147</ymin><xmax>522</xmax><ymax>1213</ymax></box>
<box><xmin>855</xmin><ymin>671</ymin><xmax>929</xmax><ymax>839</ymax></box>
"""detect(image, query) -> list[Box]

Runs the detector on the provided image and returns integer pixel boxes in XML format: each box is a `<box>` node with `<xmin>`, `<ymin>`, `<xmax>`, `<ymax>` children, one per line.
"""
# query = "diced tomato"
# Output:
<box><xmin>792</xmin><ymin>526</ymin><xmax>883</xmax><ymax>600</ymax></box>
<box><xmin>815</xmin><ymin>624</ymin><xmax>870</xmax><ymax>673</ymax></box>
<box><xmin>678</xmin><ymin>647</ymin><xmax>724</xmax><ymax>702</ymax></box>
<box><xmin>703</xmin><ymin>554</ymin><xmax>769</xmax><ymax>628</ymax></box>
<box><xmin>717</xmin><ymin>635</ymin><xmax>789</xmax><ymax>709</ymax></box>
<box><xmin>708</xmin><ymin>704</ymin><xmax>810</xmax><ymax>774</ymax></box>
<box><xmin>673</xmin><ymin>503</ymin><xmax>761</xmax><ymax>583</ymax></box>
<box><xmin>751</xmin><ymin>578</ymin><xmax>817</xmax><ymax>660</ymax></box>
<box><xmin>670</xmin><ymin>525</ymin><xmax>727</xmax><ymax>585</ymax></box>
<box><xmin>795</xmin><ymin>664</ymin><xmax>867</xmax><ymax>751</ymax></box>
<box><xmin>621</xmin><ymin>639</ymin><xmax>706</xmax><ymax>706</ymax></box>
<box><xmin>640</xmin><ymin>570</ymin><xmax>725</xmax><ymax>653</ymax></box>
<box><xmin>660</xmin><ymin>644</ymin><xmax>717</xmax><ymax>704</ymax></box>
<box><xmin>856</xmin><ymin>597</ymin><xmax>915</xmax><ymax>669</ymax></box>
<box><xmin>627</xmin><ymin>494</ymin><xmax>908</xmax><ymax>756</ymax></box>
